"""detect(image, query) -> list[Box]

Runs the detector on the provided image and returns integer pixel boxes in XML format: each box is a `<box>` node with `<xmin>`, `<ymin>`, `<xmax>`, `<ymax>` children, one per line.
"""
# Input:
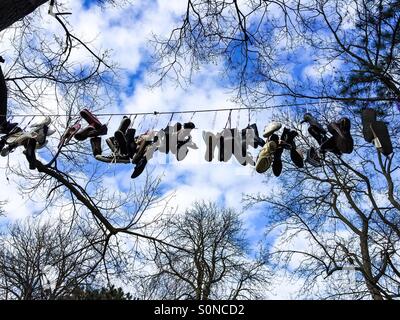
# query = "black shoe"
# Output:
<box><xmin>370</xmin><ymin>121</ymin><xmax>393</xmax><ymax>156</ymax></box>
<box><xmin>183</xmin><ymin>122</ymin><xmax>195</xmax><ymax>129</ymax></box>
<box><xmin>114</xmin><ymin>130</ymin><xmax>128</xmax><ymax>155</ymax></box>
<box><xmin>0</xmin><ymin>139</ymin><xmax>5</xmax><ymax>152</ymax></box>
<box><xmin>247</xmin><ymin>123</ymin><xmax>265</xmax><ymax>148</ymax></box>
<box><xmin>106</xmin><ymin>136</ymin><xmax>118</xmax><ymax>153</ymax></box>
<box><xmin>320</xmin><ymin>137</ymin><xmax>342</xmax><ymax>155</ymax></box>
<box><xmin>118</xmin><ymin>116</ymin><xmax>131</xmax><ymax>134</ymax></box>
<box><xmin>0</xmin><ymin>121</ymin><xmax>19</xmax><ymax>135</ymax></box>
<box><xmin>90</xmin><ymin>137</ymin><xmax>102</xmax><ymax>156</ymax></box>
<box><xmin>131</xmin><ymin>157</ymin><xmax>147</xmax><ymax>179</ymax></box>
<box><xmin>24</xmin><ymin>138</ymin><xmax>37</xmax><ymax>170</ymax></box>
<box><xmin>74</xmin><ymin>124</ymin><xmax>108</xmax><ymax>141</ymax></box>
<box><xmin>125</xmin><ymin>128</ymin><xmax>137</xmax><ymax>158</ymax></box>
<box><xmin>327</xmin><ymin>117</ymin><xmax>354</xmax><ymax>154</ymax></box>
<box><xmin>0</xmin><ymin>63</ymin><xmax>7</xmax><ymax>127</ymax></box>
<box><xmin>284</xmin><ymin>129</ymin><xmax>304</xmax><ymax>168</ymax></box>
<box><xmin>272</xmin><ymin>147</ymin><xmax>283</xmax><ymax>176</ymax></box>
<box><xmin>301</xmin><ymin>113</ymin><xmax>326</xmax><ymax>133</ymax></box>
<box><xmin>308</xmin><ymin>126</ymin><xmax>327</xmax><ymax>145</ymax></box>
<box><xmin>361</xmin><ymin>108</ymin><xmax>377</xmax><ymax>143</ymax></box>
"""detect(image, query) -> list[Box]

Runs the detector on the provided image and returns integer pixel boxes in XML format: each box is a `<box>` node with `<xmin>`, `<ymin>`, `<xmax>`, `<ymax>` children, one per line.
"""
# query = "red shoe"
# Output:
<box><xmin>58</xmin><ymin>121</ymin><xmax>81</xmax><ymax>148</ymax></box>
<box><xmin>80</xmin><ymin>109</ymin><xmax>103</xmax><ymax>129</ymax></box>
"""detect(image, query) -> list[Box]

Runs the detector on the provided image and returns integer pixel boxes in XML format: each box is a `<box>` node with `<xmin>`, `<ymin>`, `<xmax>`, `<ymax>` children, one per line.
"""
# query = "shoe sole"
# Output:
<box><xmin>263</xmin><ymin>122</ymin><xmax>282</xmax><ymax>138</ymax></box>
<box><xmin>371</xmin><ymin>121</ymin><xmax>393</xmax><ymax>156</ymax></box>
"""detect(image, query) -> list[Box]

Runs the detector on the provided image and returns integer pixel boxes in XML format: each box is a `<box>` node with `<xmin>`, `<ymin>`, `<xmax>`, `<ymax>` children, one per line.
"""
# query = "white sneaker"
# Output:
<box><xmin>263</xmin><ymin>122</ymin><xmax>282</xmax><ymax>138</ymax></box>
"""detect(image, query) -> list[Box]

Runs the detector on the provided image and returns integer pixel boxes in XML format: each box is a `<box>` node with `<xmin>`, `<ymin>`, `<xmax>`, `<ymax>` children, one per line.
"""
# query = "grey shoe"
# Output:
<box><xmin>262</xmin><ymin>122</ymin><xmax>282</xmax><ymax>138</ymax></box>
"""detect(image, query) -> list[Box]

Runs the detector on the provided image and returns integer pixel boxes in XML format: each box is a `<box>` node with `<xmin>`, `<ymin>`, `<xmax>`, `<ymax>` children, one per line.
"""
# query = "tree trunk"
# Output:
<box><xmin>0</xmin><ymin>0</ymin><xmax>49</xmax><ymax>32</ymax></box>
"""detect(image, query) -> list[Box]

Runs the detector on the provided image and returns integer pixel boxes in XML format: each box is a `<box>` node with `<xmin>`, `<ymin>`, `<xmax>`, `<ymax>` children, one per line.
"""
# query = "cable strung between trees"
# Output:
<box><xmin>3</xmin><ymin>101</ymin><xmax>332</xmax><ymax>118</ymax></box>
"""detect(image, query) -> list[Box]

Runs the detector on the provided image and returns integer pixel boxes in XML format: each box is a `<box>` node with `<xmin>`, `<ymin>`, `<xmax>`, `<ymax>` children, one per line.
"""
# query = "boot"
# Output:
<box><xmin>267</xmin><ymin>133</ymin><xmax>282</xmax><ymax>176</ymax></box>
<box><xmin>90</xmin><ymin>137</ymin><xmax>102</xmax><ymax>156</ymax></box>
<box><xmin>125</xmin><ymin>128</ymin><xmax>137</xmax><ymax>158</ymax></box>
<box><xmin>74</xmin><ymin>109</ymin><xmax>107</xmax><ymax>141</ymax></box>
<box><xmin>327</xmin><ymin>117</ymin><xmax>354</xmax><ymax>154</ymax></box>
<box><xmin>361</xmin><ymin>108</ymin><xmax>377</xmax><ymax>143</ymax></box>
<box><xmin>24</xmin><ymin>138</ymin><xmax>37</xmax><ymax>170</ymax></box>
<box><xmin>117</xmin><ymin>116</ymin><xmax>131</xmax><ymax>134</ymax></box>
<box><xmin>114</xmin><ymin>130</ymin><xmax>128</xmax><ymax>155</ymax></box>
<box><xmin>285</xmin><ymin>129</ymin><xmax>304</xmax><ymax>168</ymax></box>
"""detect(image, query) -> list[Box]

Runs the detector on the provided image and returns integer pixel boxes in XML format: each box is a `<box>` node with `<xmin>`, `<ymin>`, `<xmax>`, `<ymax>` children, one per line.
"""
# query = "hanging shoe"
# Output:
<box><xmin>95</xmin><ymin>154</ymin><xmax>130</xmax><ymax>164</ymax></box>
<box><xmin>74</xmin><ymin>124</ymin><xmax>107</xmax><ymax>141</ymax></box>
<box><xmin>263</xmin><ymin>122</ymin><xmax>282</xmax><ymax>138</ymax></box>
<box><xmin>58</xmin><ymin>121</ymin><xmax>81</xmax><ymax>148</ymax></box>
<box><xmin>125</xmin><ymin>128</ymin><xmax>137</xmax><ymax>159</ymax></box>
<box><xmin>290</xmin><ymin>147</ymin><xmax>304</xmax><ymax>168</ymax></box>
<box><xmin>24</xmin><ymin>138</ymin><xmax>37</xmax><ymax>170</ymax></box>
<box><xmin>320</xmin><ymin>136</ymin><xmax>342</xmax><ymax>155</ymax></box>
<box><xmin>169</xmin><ymin>122</ymin><xmax>183</xmax><ymax>155</ymax></box>
<box><xmin>218</xmin><ymin>128</ymin><xmax>236</xmax><ymax>162</ymax></box>
<box><xmin>327</xmin><ymin>117</ymin><xmax>354</xmax><ymax>154</ymax></box>
<box><xmin>176</xmin><ymin>137</ymin><xmax>198</xmax><ymax>161</ymax></box>
<box><xmin>32</xmin><ymin>125</ymin><xmax>49</xmax><ymax>146</ymax></box>
<box><xmin>183</xmin><ymin>122</ymin><xmax>195</xmax><ymax>130</ymax></box>
<box><xmin>307</xmin><ymin>126</ymin><xmax>327</xmax><ymax>145</ymax></box>
<box><xmin>255</xmin><ymin>141</ymin><xmax>277</xmax><ymax>173</ymax></box>
<box><xmin>117</xmin><ymin>116</ymin><xmax>131</xmax><ymax>134</ymax></box>
<box><xmin>90</xmin><ymin>137</ymin><xmax>102</xmax><ymax>156</ymax></box>
<box><xmin>131</xmin><ymin>157</ymin><xmax>147</xmax><ymax>179</ymax></box>
<box><xmin>30</xmin><ymin>116</ymin><xmax>51</xmax><ymax>129</ymax></box>
<box><xmin>361</xmin><ymin>108</ymin><xmax>377</xmax><ymax>143</ymax></box>
<box><xmin>6</xmin><ymin>131</ymin><xmax>33</xmax><ymax>147</ymax></box>
<box><xmin>106</xmin><ymin>136</ymin><xmax>119</xmax><ymax>154</ymax></box>
<box><xmin>0</xmin><ymin>62</ymin><xmax>8</xmax><ymax>128</ymax></box>
<box><xmin>283</xmin><ymin>129</ymin><xmax>304</xmax><ymax>168</ymax></box>
<box><xmin>234</xmin><ymin>129</ymin><xmax>255</xmax><ymax>166</ymax></box>
<box><xmin>202</xmin><ymin>131</ymin><xmax>219</xmax><ymax>162</ymax></box>
<box><xmin>158</xmin><ymin>125</ymin><xmax>174</xmax><ymax>154</ymax></box>
<box><xmin>74</xmin><ymin>109</ymin><xmax>107</xmax><ymax>141</ymax></box>
<box><xmin>176</xmin><ymin>124</ymin><xmax>197</xmax><ymax>161</ymax></box>
<box><xmin>0</xmin><ymin>139</ymin><xmax>5</xmax><ymax>152</ymax></box>
<box><xmin>114</xmin><ymin>130</ymin><xmax>128</xmax><ymax>156</ymax></box>
<box><xmin>132</xmin><ymin>133</ymin><xmax>155</xmax><ymax>164</ymax></box>
<box><xmin>0</xmin><ymin>121</ymin><xmax>19</xmax><ymax>135</ymax></box>
<box><xmin>248</xmin><ymin>123</ymin><xmax>265</xmax><ymax>148</ymax></box>
<box><xmin>272</xmin><ymin>147</ymin><xmax>283</xmax><ymax>177</ymax></box>
<box><xmin>306</xmin><ymin>147</ymin><xmax>323</xmax><ymax>167</ymax></box>
<box><xmin>370</xmin><ymin>121</ymin><xmax>393</xmax><ymax>156</ymax></box>
<box><xmin>301</xmin><ymin>113</ymin><xmax>326</xmax><ymax>133</ymax></box>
